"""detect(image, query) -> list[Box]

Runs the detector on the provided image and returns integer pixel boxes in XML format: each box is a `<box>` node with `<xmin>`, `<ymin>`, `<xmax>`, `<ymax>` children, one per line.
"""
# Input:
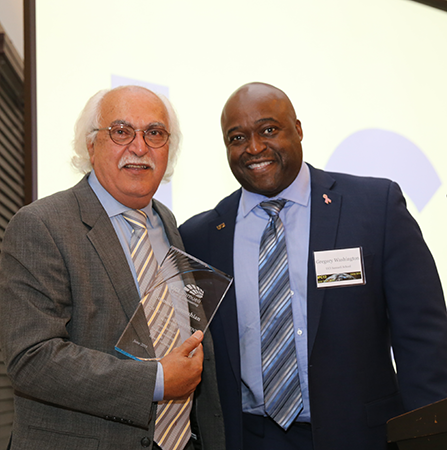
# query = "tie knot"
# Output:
<box><xmin>122</xmin><ymin>210</ymin><xmax>148</xmax><ymax>230</ymax></box>
<box><xmin>260</xmin><ymin>199</ymin><xmax>287</xmax><ymax>218</ymax></box>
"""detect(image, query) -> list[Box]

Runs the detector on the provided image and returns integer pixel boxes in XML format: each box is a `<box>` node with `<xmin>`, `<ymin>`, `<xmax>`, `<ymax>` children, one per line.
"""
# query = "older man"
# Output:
<box><xmin>0</xmin><ymin>85</ymin><xmax>225</xmax><ymax>450</ymax></box>
<box><xmin>179</xmin><ymin>82</ymin><xmax>447</xmax><ymax>450</ymax></box>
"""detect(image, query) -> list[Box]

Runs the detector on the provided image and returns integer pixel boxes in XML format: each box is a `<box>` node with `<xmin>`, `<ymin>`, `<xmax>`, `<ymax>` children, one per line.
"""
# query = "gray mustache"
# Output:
<box><xmin>118</xmin><ymin>156</ymin><xmax>154</xmax><ymax>169</ymax></box>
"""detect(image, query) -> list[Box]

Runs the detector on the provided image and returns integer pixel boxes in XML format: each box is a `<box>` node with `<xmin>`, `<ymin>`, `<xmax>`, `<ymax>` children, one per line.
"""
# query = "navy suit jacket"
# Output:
<box><xmin>179</xmin><ymin>165</ymin><xmax>447</xmax><ymax>450</ymax></box>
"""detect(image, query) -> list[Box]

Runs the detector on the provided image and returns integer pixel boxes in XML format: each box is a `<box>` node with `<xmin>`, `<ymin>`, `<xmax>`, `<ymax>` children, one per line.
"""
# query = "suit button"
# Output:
<box><xmin>141</xmin><ymin>437</ymin><xmax>151</xmax><ymax>447</ymax></box>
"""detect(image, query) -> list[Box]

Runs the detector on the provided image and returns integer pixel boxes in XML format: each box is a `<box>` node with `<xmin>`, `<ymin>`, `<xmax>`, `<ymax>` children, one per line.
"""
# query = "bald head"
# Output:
<box><xmin>221</xmin><ymin>82</ymin><xmax>303</xmax><ymax>197</ymax></box>
<box><xmin>221</xmin><ymin>82</ymin><xmax>297</xmax><ymax>127</ymax></box>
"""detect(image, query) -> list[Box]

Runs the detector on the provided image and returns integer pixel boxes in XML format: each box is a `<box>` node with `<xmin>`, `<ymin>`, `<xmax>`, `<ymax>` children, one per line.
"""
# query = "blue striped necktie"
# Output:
<box><xmin>122</xmin><ymin>210</ymin><xmax>192</xmax><ymax>450</ymax></box>
<box><xmin>258</xmin><ymin>199</ymin><xmax>303</xmax><ymax>430</ymax></box>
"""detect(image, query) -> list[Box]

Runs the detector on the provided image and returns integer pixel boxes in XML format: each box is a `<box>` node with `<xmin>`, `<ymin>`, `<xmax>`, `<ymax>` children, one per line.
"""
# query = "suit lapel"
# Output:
<box><xmin>87</xmin><ymin>215</ymin><xmax>140</xmax><ymax>321</ymax></box>
<box><xmin>208</xmin><ymin>191</ymin><xmax>242</xmax><ymax>380</ymax></box>
<box><xmin>73</xmin><ymin>177</ymin><xmax>154</xmax><ymax>358</ymax></box>
<box><xmin>153</xmin><ymin>199</ymin><xmax>185</xmax><ymax>252</ymax></box>
<box><xmin>307</xmin><ymin>166</ymin><xmax>341</xmax><ymax>357</ymax></box>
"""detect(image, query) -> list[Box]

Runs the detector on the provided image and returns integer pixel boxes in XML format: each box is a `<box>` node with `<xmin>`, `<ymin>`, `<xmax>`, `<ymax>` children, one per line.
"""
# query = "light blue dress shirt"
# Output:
<box><xmin>88</xmin><ymin>170</ymin><xmax>169</xmax><ymax>402</ymax></box>
<box><xmin>233</xmin><ymin>162</ymin><xmax>312</xmax><ymax>422</ymax></box>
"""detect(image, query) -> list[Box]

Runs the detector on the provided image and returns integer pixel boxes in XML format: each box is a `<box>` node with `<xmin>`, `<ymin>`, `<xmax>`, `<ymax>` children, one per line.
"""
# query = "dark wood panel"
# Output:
<box><xmin>0</xmin><ymin>411</ymin><xmax>13</xmax><ymax>428</ymax></box>
<box><xmin>0</xmin><ymin>166</ymin><xmax>24</xmax><ymax>201</ymax></box>
<box><xmin>0</xmin><ymin>137</ymin><xmax>25</xmax><ymax>182</ymax></box>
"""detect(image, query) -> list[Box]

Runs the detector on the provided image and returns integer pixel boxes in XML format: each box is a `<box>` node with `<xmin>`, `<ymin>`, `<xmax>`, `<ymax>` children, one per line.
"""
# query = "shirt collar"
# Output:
<box><xmin>88</xmin><ymin>170</ymin><xmax>156</xmax><ymax>227</ymax></box>
<box><xmin>240</xmin><ymin>162</ymin><xmax>311</xmax><ymax>218</ymax></box>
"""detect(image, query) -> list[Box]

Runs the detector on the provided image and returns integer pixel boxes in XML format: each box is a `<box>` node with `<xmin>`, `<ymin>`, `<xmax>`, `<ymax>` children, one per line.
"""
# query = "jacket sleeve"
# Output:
<box><xmin>0</xmin><ymin>206</ymin><xmax>157</xmax><ymax>428</ymax></box>
<box><xmin>384</xmin><ymin>182</ymin><xmax>447</xmax><ymax>410</ymax></box>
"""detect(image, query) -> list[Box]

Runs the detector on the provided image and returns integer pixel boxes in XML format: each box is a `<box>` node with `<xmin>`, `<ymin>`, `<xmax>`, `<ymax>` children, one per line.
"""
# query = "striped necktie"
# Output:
<box><xmin>122</xmin><ymin>210</ymin><xmax>192</xmax><ymax>450</ymax></box>
<box><xmin>258</xmin><ymin>199</ymin><xmax>303</xmax><ymax>430</ymax></box>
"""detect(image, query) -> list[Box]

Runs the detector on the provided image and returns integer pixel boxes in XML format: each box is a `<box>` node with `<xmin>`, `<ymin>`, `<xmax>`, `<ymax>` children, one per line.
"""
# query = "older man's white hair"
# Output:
<box><xmin>72</xmin><ymin>85</ymin><xmax>182</xmax><ymax>183</ymax></box>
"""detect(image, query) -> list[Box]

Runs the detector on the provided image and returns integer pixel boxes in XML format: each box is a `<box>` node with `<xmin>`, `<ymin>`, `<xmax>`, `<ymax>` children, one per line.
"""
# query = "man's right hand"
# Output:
<box><xmin>160</xmin><ymin>330</ymin><xmax>204</xmax><ymax>400</ymax></box>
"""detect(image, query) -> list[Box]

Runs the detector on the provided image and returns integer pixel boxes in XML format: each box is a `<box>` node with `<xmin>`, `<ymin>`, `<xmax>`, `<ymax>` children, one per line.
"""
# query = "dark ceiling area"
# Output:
<box><xmin>410</xmin><ymin>0</ymin><xmax>447</xmax><ymax>12</ymax></box>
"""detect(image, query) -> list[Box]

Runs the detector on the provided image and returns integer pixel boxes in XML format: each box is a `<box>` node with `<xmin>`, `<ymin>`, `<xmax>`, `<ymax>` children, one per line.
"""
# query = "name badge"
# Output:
<box><xmin>314</xmin><ymin>247</ymin><xmax>365</xmax><ymax>288</ymax></box>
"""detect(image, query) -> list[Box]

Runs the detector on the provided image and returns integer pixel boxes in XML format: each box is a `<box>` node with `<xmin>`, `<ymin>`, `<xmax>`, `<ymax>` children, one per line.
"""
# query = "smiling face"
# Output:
<box><xmin>221</xmin><ymin>83</ymin><xmax>303</xmax><ymax>197</ymax></box>
<box><xmin>88</xmin><ymin>87</ymin><xmax>170</xmax><ymax>209</ymax></box>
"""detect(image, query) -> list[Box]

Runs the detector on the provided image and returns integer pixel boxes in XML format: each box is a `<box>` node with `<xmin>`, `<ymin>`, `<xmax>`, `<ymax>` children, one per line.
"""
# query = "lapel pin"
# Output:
<box><xmin>323</xmin><ymin>194</ymin><xmax>332</xmax><ymax>204</ymax></box>
<box><xmin>216</xmin><ymin>222</ymin><xmax>226</xmax><ymax>230</ymax></box>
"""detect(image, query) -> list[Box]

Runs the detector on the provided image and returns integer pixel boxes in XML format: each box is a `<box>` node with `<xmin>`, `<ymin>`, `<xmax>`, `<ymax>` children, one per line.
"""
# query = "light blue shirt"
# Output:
<box><xmin>88</xmin><ymin>170</ymin><xmax>169</xmax><ymax>402</ymax></box>
<box><xmin>233</xmin><ymin>162</ymin><xmax>311</xmax><ymax>422</ymax></box>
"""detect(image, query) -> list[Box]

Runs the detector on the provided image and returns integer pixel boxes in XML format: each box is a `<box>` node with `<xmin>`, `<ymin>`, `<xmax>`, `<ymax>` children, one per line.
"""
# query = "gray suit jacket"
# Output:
<box><xmin>0</xmin><ymin>176</ymin><xmax>225</xmax><ymax>450</ymax></box>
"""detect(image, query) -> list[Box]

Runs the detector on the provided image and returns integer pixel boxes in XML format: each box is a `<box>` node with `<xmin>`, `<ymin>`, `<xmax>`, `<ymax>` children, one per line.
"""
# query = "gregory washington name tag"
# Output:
<box><xmin>314</xmin><ymin>247</ymin><xmax>365</xmax><ymax>288</ymax></box>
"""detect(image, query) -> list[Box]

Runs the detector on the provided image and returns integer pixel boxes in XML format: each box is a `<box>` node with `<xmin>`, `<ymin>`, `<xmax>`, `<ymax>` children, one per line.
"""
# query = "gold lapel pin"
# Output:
<box><xmin>216</xmin><ymin>222</ymin><xmax>226</xmax><ymax>230</ymax></box>
<box><xmin>323</xmin><ymin>194</ymin><xmax>332</xmax><ymax>204</ymax></box>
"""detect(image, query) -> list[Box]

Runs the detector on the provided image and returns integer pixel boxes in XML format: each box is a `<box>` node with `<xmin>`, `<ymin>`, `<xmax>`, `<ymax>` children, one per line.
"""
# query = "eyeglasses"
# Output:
<box><xmin>94</xmin><ymin>124</ymin><xmax>170</xmax><ymax>148</ymax></box>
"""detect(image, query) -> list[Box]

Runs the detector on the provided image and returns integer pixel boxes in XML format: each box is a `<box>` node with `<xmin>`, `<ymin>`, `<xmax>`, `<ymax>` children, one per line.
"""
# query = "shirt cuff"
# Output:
<box><xmin>153</xmin><ymin>362</ymin><xmax>164</xmax><ymax>402</ymax></box>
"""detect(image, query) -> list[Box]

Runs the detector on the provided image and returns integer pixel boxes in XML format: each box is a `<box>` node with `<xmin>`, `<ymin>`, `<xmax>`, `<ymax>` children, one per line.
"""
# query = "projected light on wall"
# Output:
<box><xmin>325</xmin><ymin>129</ymin><xmax>442</xmax><ymax>212</ymax></box>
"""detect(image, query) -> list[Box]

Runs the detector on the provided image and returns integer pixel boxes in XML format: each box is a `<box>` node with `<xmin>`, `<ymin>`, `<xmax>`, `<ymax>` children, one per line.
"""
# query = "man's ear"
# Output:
<box><xmin>295</xmin><ymin>119</ymin><xmax>303</xmax><ymax>141</ymax></box>
<box><xmin>87</xmin><ymin>141</ymin><xmax>95</xmax><ymax>165</ymax></box>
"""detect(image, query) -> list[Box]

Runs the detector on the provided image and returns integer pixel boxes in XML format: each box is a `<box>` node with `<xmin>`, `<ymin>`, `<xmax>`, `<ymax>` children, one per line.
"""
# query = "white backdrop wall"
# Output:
<box><xmin>35</xmin><ymin>0</ymin><xmax>447</xmax><ymax>289</ymax></box>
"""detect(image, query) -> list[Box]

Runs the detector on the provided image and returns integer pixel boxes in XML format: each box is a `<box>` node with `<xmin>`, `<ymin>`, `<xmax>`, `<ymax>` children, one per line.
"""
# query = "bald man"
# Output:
<box><xmin>179</xmin><ymin>82</ymin><xmax>447</xmax><ymax>450</ymax></box>
<box><xmin>0</xmin><ymin>86</ymin><xmax>225</xmax><ymax>450</ymax></box>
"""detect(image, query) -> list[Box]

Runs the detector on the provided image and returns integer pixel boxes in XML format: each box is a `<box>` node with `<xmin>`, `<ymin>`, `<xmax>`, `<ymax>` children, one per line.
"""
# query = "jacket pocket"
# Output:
<box><xmin>25</xmin><ymin>427</ymin><xmax>99</xmax><ymax>450</ymax></box>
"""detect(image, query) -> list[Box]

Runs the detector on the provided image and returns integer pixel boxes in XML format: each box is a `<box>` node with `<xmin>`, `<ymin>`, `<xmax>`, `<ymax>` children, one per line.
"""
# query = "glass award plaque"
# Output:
<box><xmin>115</xmin><ymin>246</ymin><xmax>233</xmax><ymax>361</ymax></box>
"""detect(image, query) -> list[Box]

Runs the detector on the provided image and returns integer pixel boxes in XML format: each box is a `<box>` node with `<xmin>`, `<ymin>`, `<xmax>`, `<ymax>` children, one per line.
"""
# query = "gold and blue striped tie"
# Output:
<box><xmin>123</xmin><ymin>210</ymin><xmax>192</xmax><ymax>450</ymax></box>
<box><xmin>259</xmin><ymin>199</ymin><xmax>303</xmax><ymax>430</ymax></box>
